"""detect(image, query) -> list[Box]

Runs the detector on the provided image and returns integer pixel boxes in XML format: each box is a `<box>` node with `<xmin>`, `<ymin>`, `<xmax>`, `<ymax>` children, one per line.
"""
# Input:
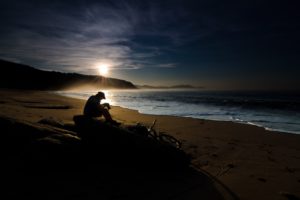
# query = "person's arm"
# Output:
<box><xmin>101</xmin><ymin>103</ymin><xmax>111</xmax><ymax>109</ymax></box>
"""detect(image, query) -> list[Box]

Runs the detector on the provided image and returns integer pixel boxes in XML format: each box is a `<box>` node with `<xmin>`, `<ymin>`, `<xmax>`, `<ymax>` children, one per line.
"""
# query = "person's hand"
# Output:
<box><xmin>102</xmin><ymin>103</ymin><xmax>111</xmax><ymax>109</ymax></box>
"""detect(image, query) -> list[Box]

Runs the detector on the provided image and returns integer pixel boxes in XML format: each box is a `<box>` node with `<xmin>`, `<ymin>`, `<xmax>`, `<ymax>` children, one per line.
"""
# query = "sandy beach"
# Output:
<box><xmin>1</xmin><ymin>89</ymin><xmax>300</xmax><ymax>200</ymax></box>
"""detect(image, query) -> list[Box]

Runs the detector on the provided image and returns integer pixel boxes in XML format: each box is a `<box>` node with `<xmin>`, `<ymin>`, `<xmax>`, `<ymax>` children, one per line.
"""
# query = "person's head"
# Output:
<box><xmin>96</xmin><ymin>91</ymin><xmax>106</xmax><ymax>99</ymax></box>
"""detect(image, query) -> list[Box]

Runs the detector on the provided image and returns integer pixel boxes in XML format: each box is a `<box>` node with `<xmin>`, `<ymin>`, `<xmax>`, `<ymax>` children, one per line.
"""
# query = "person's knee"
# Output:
<box><xmin>103</xmin><ymin>109</ymin><xmax>111</xmax><ymax>116</ymax></box>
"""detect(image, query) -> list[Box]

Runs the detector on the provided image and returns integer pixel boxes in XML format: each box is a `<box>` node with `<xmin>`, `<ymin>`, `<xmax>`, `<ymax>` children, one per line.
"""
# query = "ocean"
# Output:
<box><xmin>56</xmin><ymin>89</ymin><xmax>300</xmax><ymax>134</ymax></box>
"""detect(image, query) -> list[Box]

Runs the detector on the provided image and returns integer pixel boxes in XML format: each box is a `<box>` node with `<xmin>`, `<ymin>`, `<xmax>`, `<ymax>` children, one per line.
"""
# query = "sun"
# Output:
<box><xmin>98</xmin><ymin>63</ymin><xmax>109</xmax><ymax>76</ymax></box>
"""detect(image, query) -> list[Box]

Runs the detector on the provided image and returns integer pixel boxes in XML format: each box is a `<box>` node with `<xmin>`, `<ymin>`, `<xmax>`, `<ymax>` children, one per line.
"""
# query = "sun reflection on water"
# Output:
<box><xmin>101</xmin><ymin>90</ymin><xmax>114</xmax><ymax>105</ymax></box>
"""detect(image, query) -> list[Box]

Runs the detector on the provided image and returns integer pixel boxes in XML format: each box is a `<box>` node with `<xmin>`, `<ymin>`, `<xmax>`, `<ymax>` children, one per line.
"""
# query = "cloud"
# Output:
<box><xmin>155</xmin><ymin>63</ymin><xmax>177</xmax><ymax>68</ymax></box>
<box><xmin>0</xmin><ymin>0</ymin><xmax>208</xmax><ymax>74</ymax></box>
<box><xmin>0</xmin><ymin>1</ymin><xmax>152</xmax><ymax>73</ymax></box>
<box><xmin>5</xmin><ymin>0</ymin><xmax>295</xmax><ymax>76</ymax></box>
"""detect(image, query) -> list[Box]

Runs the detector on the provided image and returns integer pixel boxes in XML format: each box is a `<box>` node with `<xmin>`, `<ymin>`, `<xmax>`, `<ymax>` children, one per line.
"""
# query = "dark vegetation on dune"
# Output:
<box><xmin>0</xmin><ymin>115</ymin><xmax>190</xmax><ymax>170</ymax></box>
<box><xmin>0</xmin><ymin>115</ymin><xmax>228</xmax><ymax>200</ymax></box>
<box><xmin>0</xmin><ymin>60</ymin><xmax>136</xmax><ymax>90</ymax></box>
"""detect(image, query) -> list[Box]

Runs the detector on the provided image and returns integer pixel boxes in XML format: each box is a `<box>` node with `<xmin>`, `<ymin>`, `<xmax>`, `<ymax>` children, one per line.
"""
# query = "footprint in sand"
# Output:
<box><xmin>280</xmin><ymin>191</ymin><xmax>300</xmax><ymax>200</ymax></box>
<box><xmin>204</xmin><ymin>145</ymin><xmax>218</xmax><ymax>150</ymax></box>
<box><xmin>229</xmin><ymin>146</ymin><xmax>236</xmax><ymax>151</ymax></box>
<box><xmin>211</xmin><ymin>153</ymin><xmax>218</xmax><ymax>158</ymax></box>
<box><xmin>227</xmin><ymin>142</ymin><xmax>237</xmax><ymax>145</ymax></box>
<box><xmin>257</xmin><ymin>178</ymin><xmax>267</xmax><ymax>182</ymax></box>
<box><xmin>188</xmin><ymin>144</ymin><xmax>198</xmax><ymax>149</ymax></box>
<box><xmin>267</xmin><ymin>156</ymin><xmax>277</xmax><ymax>162</ymax></box>
<box><xmin>285</xmin><ymin>167</ymin><xmax>295</xmax><ymax>173</ymax></box>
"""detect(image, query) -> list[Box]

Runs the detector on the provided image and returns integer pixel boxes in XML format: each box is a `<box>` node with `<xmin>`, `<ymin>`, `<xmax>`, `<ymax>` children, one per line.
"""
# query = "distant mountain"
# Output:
<box><xmin>0</xmin><ymin>60</ymin><xmax>136</xmax><ymax>90</ymax></box>
<box><xmin>137</xmin><ymin>84</ymin><xmax>202</xmax><ymax>89</ymax></box>
<box><xmin>169</xmin><ymin>85</ymin><xmax>199</xmax><ymax>89</ymax></box>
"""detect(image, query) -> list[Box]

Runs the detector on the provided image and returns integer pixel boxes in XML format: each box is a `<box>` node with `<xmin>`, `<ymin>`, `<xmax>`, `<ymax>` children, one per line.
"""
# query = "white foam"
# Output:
<box><xmin>55</xmin><ymin>90</ymin><xmax>300</xmax><ymax>135</ymax></box>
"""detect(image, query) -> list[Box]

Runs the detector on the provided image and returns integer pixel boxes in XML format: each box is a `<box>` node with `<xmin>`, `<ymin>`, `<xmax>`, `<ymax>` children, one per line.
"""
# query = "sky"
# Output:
<box><xmin>0</xmin><ymin>0</ymin><xmax>300</xmax><ymax>90</ymax></box>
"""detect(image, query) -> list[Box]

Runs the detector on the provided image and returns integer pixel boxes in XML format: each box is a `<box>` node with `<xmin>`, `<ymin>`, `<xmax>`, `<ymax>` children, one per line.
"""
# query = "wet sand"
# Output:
<box><xmin>1</xmin><ymin>89</ymin><xmax>300</xmax><ymax>200</ymax></box>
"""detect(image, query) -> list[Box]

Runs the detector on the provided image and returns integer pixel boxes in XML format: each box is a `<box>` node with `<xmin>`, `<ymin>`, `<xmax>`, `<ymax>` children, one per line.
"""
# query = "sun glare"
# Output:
<box><xmin>98</xmin><ymin>64</ymin><xmax>109</xmax><ymax>76</ymax></box>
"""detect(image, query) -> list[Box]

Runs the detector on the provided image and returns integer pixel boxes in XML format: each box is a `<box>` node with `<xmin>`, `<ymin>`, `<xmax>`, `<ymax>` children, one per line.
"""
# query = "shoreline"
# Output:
<box><xmin>117</xmin><ymin>105</ymin><xmax>299</xmax><ymax>135</ymax></box>
<box><xmin>1</xmin><ymin>89</ymin><xmax>300</xmax><ymax>200</ymax></box>
<box><xmin>55</xmin><ymin>90</ymin><xmax>300</xmax><ymax>135</ymax></box>
<box><xmin>118</xmin><ymin>108</ymin><xmax>300</xmax><ymax>135</ymax></box>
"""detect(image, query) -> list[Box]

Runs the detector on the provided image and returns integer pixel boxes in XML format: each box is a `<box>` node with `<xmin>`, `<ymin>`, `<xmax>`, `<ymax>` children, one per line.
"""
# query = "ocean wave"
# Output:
<box><xmin>56</xmin><ymin>90</ymin><xmax>300</xmax><ymax>134</ymax></box>
<box><xmin>250</xmin><ymin>120</ymin><xmax>300</xmax><ymax>125</ymax></box>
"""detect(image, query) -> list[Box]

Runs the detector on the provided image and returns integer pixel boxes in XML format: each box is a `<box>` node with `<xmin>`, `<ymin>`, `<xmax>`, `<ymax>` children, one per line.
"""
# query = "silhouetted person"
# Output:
<box><xmin>83</xmin><ymin>91</ymin><xmax>120</xmax><ymax>126</ymax></box>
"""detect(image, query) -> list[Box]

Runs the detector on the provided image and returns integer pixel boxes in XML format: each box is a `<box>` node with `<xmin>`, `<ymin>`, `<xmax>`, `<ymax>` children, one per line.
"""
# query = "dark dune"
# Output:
<box><xmin>73</xmin><ymin>115</ymin><xmax>190</xmax><ymax>169</ymax></box>
<box><xmin>0</xmin><ymin>115</ymin><xmax>232</xmax><ymax>200</ymax></box>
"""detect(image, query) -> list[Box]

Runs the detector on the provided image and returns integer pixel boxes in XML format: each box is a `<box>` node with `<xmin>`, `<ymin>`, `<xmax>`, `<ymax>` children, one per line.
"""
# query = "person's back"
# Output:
<box><xmin>83</xmin><ymin>95</ymin><xmax>101</xmax><ymax>117</ymax></box>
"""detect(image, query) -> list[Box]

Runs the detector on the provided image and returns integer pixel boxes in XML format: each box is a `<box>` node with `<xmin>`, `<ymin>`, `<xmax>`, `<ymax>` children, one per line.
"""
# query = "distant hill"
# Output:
<box><xmin>0</xmin><ymin>60</ymin><xmax>136</xmax><ymax>90</ymax></box>
<box><xmin>137</xmin><ymin>84</ymin><xmax>203</xmax><ymax>89</ymax></box>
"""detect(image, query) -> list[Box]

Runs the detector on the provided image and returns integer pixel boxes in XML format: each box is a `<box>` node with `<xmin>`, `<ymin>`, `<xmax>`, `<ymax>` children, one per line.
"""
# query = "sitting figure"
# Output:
<box><xmin>83</xmin><ymin>91</ymin><xmax>120</xmax><ymax>126</ymax></box>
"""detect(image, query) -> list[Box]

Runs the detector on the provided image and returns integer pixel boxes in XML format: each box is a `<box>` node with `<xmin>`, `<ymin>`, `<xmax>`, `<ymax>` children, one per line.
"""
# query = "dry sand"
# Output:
<box><xmin>0</xmin><ymin>89</ymin><xmax>300</xmax><ymax>200</ymax></box>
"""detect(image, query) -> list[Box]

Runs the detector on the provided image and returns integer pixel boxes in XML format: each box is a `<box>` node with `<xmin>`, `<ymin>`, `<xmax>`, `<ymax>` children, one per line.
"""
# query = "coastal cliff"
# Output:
<box><xmin>0</xmin><ymin>60</ymin><xmax>136</xmax><ymax>90</ymax></box>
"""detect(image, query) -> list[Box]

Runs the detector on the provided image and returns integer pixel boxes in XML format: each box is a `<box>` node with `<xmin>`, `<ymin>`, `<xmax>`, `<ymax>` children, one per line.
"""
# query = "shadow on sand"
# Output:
<box><xmin>0</xmin><ymin>115</ymin><xmax>238</xmax><ymax>200</ymax></box>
